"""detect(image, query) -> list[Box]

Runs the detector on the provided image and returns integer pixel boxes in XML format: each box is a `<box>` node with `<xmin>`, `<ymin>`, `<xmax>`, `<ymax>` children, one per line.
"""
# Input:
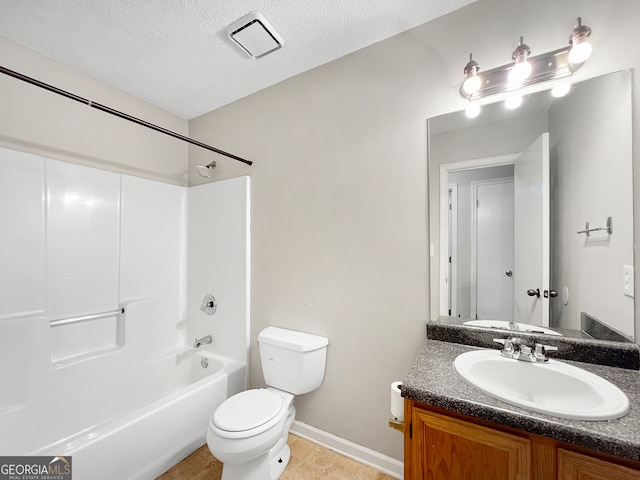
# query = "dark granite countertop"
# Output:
<box><xmin>402</xmin><ymin>339</ymin><xmax>640</xmax><ymax>461</ymax></box>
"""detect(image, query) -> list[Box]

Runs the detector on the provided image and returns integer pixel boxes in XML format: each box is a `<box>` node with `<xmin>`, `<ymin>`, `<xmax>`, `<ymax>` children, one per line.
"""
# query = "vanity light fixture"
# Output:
<box><xmin>459</xmin><ymin>17</ymin><xmax>592</xmax><ymax>102</ymax></box>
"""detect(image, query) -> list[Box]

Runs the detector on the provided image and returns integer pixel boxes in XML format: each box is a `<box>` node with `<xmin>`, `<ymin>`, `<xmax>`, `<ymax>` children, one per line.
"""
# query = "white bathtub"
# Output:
<box><xmin>21</xmin><ymin>349</ymin><xmax>245</xmax><ymax>480</ymax></box>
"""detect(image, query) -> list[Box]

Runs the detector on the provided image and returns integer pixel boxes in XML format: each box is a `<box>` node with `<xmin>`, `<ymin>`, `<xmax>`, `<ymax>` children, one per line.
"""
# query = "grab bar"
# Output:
<box><xmin>50</xmin><ymin>308</ymin><xmax>124</xmax><ymax>327</ymax></box>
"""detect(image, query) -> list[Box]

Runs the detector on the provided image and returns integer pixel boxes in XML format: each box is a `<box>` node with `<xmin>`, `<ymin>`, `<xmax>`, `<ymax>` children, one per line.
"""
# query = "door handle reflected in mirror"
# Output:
<box><xmin>527</xmin><ymin>288</ymin><xmax>541</xmax><ymax>298</ymax></box>
<box><xmin>544</xmin><ymin>289</ymin><xmax>558</xmax><ymax>298</ymax></box>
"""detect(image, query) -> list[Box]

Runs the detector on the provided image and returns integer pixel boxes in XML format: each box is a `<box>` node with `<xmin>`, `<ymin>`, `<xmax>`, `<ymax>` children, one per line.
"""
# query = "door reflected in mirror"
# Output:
<box><xmin>428</xmin><ymin>70</ymin><xmax>634</xmax><ymax>342</ymax></box>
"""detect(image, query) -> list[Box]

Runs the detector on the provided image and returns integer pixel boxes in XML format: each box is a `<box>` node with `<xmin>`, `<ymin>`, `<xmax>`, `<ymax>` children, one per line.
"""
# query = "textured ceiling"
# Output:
<box><xmin>0</xmin><ymin>0</ymin><xmax>476</xmax><ymax>119</ymax></box>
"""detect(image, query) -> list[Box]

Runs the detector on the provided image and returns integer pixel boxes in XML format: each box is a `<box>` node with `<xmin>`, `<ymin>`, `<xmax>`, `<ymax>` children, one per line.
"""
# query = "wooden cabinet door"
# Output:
<box><xmin>558</xmin><ymin>449</ymin><xmax>640</xmax><ymax>480</ymax></box>
<box><xmin>411</xmin><ymin>408</ymin><xmax>531</xmax><ymax>480</ymax></box>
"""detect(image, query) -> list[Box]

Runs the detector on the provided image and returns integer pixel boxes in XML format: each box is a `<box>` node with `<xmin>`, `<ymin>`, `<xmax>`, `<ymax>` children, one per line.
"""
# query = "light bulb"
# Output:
<box><xmin>509</xmin><ymin>54</ymin><xmax>532</xmax><ymax>83</ymax></box>
<box><xmin>463</xmin><ymin>74</ymin><xmax>482</xmax><ymax>95</ymax></box>
<box><xmin>465</xmin><ymin>103</ymin><xmax>481</xmax><ymax>118</ymax></box>
<box><xmin>509</xmin><ymin>37</ymin><xmax>532</xmax><ymax>84</ymax></box>
<box><xmin>551</xmin><ymin>84</ymin><xmax>571</xmax><ymax>98</ymax></box>
<box><xmin>568</xmin><ymin>17</ymin><xmax>592</xmax><ymax>64</ymax></box>
<box><xmin>568</xmin><ymin>36</ymin><xmax>592</xmax><ymax>64</ymax></box>
<box><xmin>505</xmin><ymin>96</ymin><xmax>523</xmax><ymax>109</ymax></box>
<box><xmin>462</xmin><ymin>54</ymin><xmax>481</xmax><ymax>95</ymax></box>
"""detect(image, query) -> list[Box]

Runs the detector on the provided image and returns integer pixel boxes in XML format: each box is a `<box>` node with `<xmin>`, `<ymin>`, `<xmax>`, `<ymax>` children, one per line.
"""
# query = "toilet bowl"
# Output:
<box><xmin>207</xmin><ymin>388</ymin><xmax>291</xmax><ymax>462</ymax></box>
<box><xmin>207</xmin><ymin>326</ymin><xmax>328</xmax><ymax>480</ymax></box>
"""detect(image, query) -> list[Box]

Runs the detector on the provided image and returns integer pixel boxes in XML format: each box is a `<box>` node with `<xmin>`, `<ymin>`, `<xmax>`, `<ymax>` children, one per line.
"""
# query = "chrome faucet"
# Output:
<box><xmin>493</xmin><ymin>337</ymin><xmax>558</xmax><ymax>363</ymax></box>
<box><xmin>194</xmin><ymin>335</ymin><xmax>213</xmax><ymax>348</ymax></box>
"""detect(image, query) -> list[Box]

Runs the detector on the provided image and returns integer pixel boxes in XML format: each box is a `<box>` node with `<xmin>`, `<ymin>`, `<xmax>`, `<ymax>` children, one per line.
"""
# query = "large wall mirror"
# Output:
<box><xmin>428</xmin><ymin>70</ymin><xmax>635</xmax><ymax>342</ymax></box>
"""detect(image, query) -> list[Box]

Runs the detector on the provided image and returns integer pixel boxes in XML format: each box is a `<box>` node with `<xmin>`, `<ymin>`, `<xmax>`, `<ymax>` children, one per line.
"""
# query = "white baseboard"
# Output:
<box><xmin>290</xmin><ymin>420</ymin><xmax>404</xmax><ymax>479</ymax></box>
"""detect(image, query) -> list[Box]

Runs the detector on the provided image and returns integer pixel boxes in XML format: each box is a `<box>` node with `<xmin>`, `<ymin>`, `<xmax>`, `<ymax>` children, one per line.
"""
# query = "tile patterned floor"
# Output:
<box><xmin>157</xmin><ymin>434</ymin><xmax>396</xmax><ymax>480</ymax></box>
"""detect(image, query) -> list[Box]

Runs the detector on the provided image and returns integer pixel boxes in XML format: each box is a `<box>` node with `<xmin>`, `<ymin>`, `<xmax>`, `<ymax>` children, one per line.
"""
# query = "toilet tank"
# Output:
<box><xmin>258</xmin><ymin>326</ymin><xmax>329</xmax><ymax>395</ymax></box>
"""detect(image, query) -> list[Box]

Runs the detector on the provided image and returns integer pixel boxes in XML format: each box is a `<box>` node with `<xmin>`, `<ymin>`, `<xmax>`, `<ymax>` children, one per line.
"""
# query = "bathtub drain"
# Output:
<box><xmin>201</xmin><ymin>358</ymin><xmax>209</xmax><ymax>369</ymax></box>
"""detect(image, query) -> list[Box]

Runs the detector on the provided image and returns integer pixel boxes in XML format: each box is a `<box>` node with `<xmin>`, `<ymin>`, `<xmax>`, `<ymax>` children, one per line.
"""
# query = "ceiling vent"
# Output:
<box><xmin>226</xmin><ymin>11</ymin><xmax>284</xmax><ymax>59</ymax></box>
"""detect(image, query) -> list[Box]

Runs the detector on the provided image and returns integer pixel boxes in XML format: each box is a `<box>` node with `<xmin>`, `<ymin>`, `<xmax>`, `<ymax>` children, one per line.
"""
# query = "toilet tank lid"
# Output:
<box><xmin>258</xmin><ymin>326</ymin><xmax>328</xmax><ymax>352</ymax></box>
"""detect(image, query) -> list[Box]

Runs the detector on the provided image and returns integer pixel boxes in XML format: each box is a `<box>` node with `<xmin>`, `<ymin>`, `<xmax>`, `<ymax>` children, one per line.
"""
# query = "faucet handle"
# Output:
<box><xmin>493</xmin><ymin>338</ymin><xmax>516</xmax><ymax>357</ymax></box>
<box><xmin>533</xmin><ymin>343</ymin><xmax>558</xmax><ymax>362</ymax></box>
<box><xmin>200</xmin><ymin>294</ymin><xmax>217</xmax><ymax>316</ymax></box>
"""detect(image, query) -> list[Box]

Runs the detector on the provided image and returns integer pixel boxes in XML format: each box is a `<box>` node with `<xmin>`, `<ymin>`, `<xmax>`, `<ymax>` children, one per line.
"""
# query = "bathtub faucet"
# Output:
<box><xmin>194</xmin><ymin>335</ymin><xmax>213</xmax><ymax>348</ymax></box>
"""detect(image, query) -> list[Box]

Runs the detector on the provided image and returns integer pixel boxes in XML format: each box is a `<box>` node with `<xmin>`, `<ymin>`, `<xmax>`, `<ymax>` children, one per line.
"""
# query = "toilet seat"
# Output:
<box><xmin>212</xmin><ymin>389</ymin><xmax>287</xmax><ymax>439</ymax></box>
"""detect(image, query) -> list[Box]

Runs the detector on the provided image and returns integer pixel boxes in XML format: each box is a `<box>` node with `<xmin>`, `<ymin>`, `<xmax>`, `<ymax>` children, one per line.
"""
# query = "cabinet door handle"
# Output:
<box><xmin>527</xmin><ymin>288</ymin><xmax>541</xmax><ymax>298</ymax></box>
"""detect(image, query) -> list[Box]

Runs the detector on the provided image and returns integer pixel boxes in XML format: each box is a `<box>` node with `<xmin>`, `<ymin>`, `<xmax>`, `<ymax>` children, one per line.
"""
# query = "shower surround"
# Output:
<box><xmin>0</xmin><ymin>147</ymin><xmax>250</xmax><ymax>479</ymax></box>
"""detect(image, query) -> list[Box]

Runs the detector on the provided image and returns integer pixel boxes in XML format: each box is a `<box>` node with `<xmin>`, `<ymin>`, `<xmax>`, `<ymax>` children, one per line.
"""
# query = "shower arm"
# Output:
<box><xmin>0</xmin><ymin>65</ymin><xmax>253</xmax><ymax>166</ymax></box>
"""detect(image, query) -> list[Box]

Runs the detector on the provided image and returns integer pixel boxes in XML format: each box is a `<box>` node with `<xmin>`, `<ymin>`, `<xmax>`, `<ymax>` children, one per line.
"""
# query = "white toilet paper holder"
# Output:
<box><xmin>389</xmin><ymin>381</ymin><xmax>404</xmax><ymax>432</ymax></box>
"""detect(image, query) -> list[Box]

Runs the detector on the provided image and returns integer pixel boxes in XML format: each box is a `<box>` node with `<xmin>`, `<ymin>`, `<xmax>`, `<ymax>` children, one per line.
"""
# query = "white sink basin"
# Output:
<box><xmin>453</xmin><ymin>349</ymin><xmax>629</xmax><ymax>421</ymax></box>
<box><xmin>463</xmin><ymin>320</ymin><xmax>562</xmax><ymax>336</ymax></box>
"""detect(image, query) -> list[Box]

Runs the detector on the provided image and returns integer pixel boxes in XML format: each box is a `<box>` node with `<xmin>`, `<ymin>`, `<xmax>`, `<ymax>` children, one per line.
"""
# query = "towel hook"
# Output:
<box><xmin>577</xmin><ymin>217</ymin><xmax>613</xmax><ymax>237</ymax></box>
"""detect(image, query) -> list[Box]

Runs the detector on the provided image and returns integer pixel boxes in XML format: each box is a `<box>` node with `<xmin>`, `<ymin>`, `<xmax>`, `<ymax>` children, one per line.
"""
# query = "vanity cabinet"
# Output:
<box><xmin>557</xmin><ymin>449</ymin><xmax>640</xmax><ymax>480</ymax></box>
<box><xmin>404</xmin><ymin>400</ymin><xmax>640</xmax><ymax>480</ymax></box>
<box><xmin>408</xmin><ymin>406</ymin><xmax>531</xmax><ymax>479</ymax></box>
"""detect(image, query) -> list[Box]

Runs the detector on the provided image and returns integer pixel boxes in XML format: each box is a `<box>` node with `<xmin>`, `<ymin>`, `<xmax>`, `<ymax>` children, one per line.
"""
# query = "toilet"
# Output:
<box><xmin>206</xmin><ymin>326</ymin><xmax>329</xmax><ymax>480</ymax></box>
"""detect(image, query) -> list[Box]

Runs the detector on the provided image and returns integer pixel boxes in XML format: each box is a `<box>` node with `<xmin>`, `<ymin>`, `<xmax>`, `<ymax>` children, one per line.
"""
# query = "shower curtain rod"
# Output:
<box><xmin>0</xmin><ymin>65</ymin><xmax>253</xmax><ymax>166</ymax></box>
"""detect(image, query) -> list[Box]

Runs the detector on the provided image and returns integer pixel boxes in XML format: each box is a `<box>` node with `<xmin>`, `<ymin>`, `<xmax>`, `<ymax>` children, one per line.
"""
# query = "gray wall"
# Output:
<box><xmin>188</xmin><ymin>0</ymin><xmax>640</xmax><ymax>460</ymax></box>
<box><xmin>1</xmin><ymin>0</ymin><xmax>640</xmax><ymax>463</ymax></box>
